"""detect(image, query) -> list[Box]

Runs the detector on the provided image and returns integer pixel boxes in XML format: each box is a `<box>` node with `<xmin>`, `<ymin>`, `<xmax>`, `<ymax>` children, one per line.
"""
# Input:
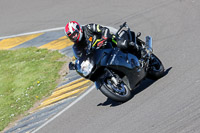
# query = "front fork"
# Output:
<box><xmin>94</xmin><ymin>68</ymin><xmax>121</xmax><ymax>89</ymax></box>
<box><xmin>140</xmin><ymin>36</ymin><xmax>153</xmax><ymax>70</ymax></box>
<box><xmin>105</xmin><ymin>68</ymin><xmax>122</xmax><ymax>84</ymax></box>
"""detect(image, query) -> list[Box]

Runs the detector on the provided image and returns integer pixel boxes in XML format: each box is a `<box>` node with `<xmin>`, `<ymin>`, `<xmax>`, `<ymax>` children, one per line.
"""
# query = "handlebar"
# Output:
<box><xmin>115</xmin><ymin>22</ymin><xmax>133</xmax><ymax>42</ymax></box>
<box><xmin>116</xmin><ymin>22</ymin><xmax>127</xmax><ymax>35</ymax></box>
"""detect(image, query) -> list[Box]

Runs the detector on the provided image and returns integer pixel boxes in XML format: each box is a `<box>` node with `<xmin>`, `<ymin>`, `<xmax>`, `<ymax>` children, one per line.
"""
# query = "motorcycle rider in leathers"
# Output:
<box><xmin>64</xmin><ymin>21</ymin><xmax>146</xmax><ymax>69</ymax></box>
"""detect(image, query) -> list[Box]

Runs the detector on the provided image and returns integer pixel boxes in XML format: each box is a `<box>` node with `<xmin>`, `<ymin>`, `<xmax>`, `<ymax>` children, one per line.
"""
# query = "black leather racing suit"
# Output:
<box><xmin>72</xmin><ymin>23</ymin><xmax>144</xmax><ymax>60</ymax></box>
<box><xmin>72</xmin><ymin>24</ymin><xmax>111</xmax><ymax>59</ymax></box>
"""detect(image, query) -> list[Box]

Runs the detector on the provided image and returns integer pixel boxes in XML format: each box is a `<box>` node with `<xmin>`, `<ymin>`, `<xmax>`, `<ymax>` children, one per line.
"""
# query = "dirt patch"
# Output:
<box><xmin>56</xmin><ymin>56</ymin><xmax>72</xmax><ymax>85</ymax></box>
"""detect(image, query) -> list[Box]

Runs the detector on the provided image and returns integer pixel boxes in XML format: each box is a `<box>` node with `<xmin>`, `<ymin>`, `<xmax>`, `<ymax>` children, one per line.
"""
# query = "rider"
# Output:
<box><xmin>64</xmin><ymin>21</ymin><xmax>146</xmax><ymax>69</ymax></box>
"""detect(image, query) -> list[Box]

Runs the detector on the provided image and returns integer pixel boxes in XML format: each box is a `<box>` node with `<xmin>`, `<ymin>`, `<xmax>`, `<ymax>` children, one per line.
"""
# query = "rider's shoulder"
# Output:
<box><xmin>85</xmin><ymin>23</ymin><xmax>94</xmax><ymax>30</ymax></box>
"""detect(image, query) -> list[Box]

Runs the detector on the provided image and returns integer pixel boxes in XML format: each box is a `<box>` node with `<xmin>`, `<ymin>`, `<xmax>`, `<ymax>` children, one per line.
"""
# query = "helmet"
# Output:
<box><xmin>64</xmin><ymin>21</ymin><xmax>83</xmax><ymax>43</ymax></box>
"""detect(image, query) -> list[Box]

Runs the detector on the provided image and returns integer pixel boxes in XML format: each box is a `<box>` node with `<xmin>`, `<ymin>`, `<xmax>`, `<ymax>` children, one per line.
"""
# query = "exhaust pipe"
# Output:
<box><xmin>145</xmin><ymin>36</ymin><xmax>153</xmax><ymax>52</ymax></box>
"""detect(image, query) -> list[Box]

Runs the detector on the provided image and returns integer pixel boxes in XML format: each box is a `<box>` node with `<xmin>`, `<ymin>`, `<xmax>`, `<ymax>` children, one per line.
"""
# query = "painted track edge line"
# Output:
<box><xmin>32</xmin><ymin>85</ymin><xmax>95</xmax><ymax>133</ymax></box>
<box><xmin>0</xmin><ymin>27</ymin><xmax>64</xmax><ymax>40</ymax></box>
<box><xmin>0</xmin><ymin>26</ymin><xmax>116</xmax><ymax>40</ymax></box>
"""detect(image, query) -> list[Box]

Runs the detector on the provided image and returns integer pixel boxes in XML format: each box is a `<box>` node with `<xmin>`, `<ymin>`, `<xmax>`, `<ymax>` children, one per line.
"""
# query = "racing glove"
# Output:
<box><xmin>96</xmin><ymin>36</ymin><xmax>108</xmax><ymax>48</ymax></box>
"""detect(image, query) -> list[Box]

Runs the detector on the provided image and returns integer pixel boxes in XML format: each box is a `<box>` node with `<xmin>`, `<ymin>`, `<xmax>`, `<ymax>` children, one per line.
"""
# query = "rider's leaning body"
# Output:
<box><xmin>64</xmin><ymin>21</ymin><xmax>147</xmax><ymax>62</ymax></box>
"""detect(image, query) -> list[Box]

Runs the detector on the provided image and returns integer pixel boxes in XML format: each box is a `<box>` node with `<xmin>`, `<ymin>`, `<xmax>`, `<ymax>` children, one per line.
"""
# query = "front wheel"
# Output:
<box><xmin>99</xmin><ymin>76</ymin><xmax>132</xmax><ymax>102</ymax></box>
<box><xmin>147</xmin><ymin>54</ymin><xmax>165</xmax><ymax>79</ymax></box>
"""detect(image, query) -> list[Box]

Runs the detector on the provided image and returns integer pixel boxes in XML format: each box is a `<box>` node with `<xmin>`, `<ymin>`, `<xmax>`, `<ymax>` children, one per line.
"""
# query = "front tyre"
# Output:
<box><xmin>99</xmin><ymin>76</ymin><xmax>132</xmax><ymax>102</ymax></box>
<box><xmin>147</xmin><ymin>54</ymin><xmax>165</xmax><ymax>79</ymax></box>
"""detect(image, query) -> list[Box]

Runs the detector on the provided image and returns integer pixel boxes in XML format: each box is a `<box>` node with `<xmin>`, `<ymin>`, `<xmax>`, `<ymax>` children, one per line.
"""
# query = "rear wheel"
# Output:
<box><xmin>99</xmin><ymin>76</ymin><xmax>132</xmax><ymax>102</ymax></box>
<box><xmin>147</xmin><ymin>54</ymin><xmax>165</xmax><ymax>79</ymax></box>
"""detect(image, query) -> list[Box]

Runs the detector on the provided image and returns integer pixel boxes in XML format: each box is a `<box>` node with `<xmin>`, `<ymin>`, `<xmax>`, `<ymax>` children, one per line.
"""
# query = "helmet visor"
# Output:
<box><xmin>67</xmin><ymin>30</ymin><xmax>79</xmax><ymax>42</ymax></box>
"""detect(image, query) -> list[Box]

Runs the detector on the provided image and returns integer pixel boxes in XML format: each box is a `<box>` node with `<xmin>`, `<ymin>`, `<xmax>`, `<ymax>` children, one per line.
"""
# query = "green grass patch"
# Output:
<box><xmin>0</xmin><ymin>47</ymin><xmax>67</xmax><ymax>131</ymax></box>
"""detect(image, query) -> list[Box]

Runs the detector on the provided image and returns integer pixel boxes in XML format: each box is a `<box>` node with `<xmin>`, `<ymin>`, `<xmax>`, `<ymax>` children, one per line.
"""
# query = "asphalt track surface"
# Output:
<box><xmin>1</xmin><ymin>0</ymin><xmax>200</xmax><ymax>133</ymax></box>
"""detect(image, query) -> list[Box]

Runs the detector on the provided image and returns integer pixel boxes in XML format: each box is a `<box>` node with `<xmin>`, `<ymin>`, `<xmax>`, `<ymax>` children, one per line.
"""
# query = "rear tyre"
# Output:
<box><xmin>147</xmin><ymin>54</ymin><xmax>165</xmax><ymax>79</ymax></box>
<box><xmin>99</xmin><ymin>76</ymin><xmax>132</xmax><ymax>102</ymax></box>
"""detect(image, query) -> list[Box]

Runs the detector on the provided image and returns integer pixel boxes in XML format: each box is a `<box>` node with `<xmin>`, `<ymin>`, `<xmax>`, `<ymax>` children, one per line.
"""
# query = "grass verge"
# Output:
<box><xmin>0</xmin><ymin>47</ymin><xmax>67</xmax><ymax>131</ymax></box>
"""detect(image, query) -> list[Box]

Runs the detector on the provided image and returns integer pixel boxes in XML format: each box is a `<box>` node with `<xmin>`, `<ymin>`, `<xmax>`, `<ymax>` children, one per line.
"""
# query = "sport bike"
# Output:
<box><xmin>70</xmin><ymin>22</ymin><xmax>164</xmax><ymax>102</ymax></box>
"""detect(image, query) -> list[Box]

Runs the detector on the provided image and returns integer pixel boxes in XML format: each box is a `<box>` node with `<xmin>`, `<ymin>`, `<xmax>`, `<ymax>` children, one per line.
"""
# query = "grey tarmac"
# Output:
<box><xmin>1</xmin><ymin>0</ymin><xmax>200</xmax><ymax>133</ymax></box>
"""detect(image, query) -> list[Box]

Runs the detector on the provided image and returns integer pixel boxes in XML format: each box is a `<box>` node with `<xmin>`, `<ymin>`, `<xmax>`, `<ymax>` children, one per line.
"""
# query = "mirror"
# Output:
<box><xmin>136</xmin><ymin>32</ymin><xmax>141</xmax><ymax>38</ymax></box>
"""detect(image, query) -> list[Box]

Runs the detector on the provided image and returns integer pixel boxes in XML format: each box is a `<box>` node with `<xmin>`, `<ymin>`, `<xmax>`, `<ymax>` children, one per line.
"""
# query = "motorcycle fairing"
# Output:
<box><xmin>94</xmin><ymin>48</ymin><xmax>146</xmax><ymax>89</ymax></box>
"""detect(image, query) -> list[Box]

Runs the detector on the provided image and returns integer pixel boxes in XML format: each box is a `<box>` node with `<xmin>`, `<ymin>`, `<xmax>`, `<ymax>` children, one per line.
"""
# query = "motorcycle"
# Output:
<box><xmin>69</xmin><ymin>22</ymin><xmax>164</xmax><ymax>102</ymax></box>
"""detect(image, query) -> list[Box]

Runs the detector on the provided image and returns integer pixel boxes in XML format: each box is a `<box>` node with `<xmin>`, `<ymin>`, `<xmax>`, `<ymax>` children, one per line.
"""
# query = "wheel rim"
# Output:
<box><xmin>105</xmin><ymin>78</ymin><xmax>128</xmax><ymax>97</ymax></box>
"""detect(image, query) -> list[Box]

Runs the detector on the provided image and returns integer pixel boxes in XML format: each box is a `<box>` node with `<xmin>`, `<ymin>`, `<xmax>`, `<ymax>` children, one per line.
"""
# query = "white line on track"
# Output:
<box><xmin>0</xmin><ymin>26</ymin><xmax>117</xmax><ymax>40</ymax></box>
<box><xmin>0</xmin><ymin>27</ymin><xmax>64</xmax><ymax>40</ymax></box>
<box><xmin>32</xmin><ymin>85</ymin><xmax>95</xmax><ymax>133</ymax></box>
